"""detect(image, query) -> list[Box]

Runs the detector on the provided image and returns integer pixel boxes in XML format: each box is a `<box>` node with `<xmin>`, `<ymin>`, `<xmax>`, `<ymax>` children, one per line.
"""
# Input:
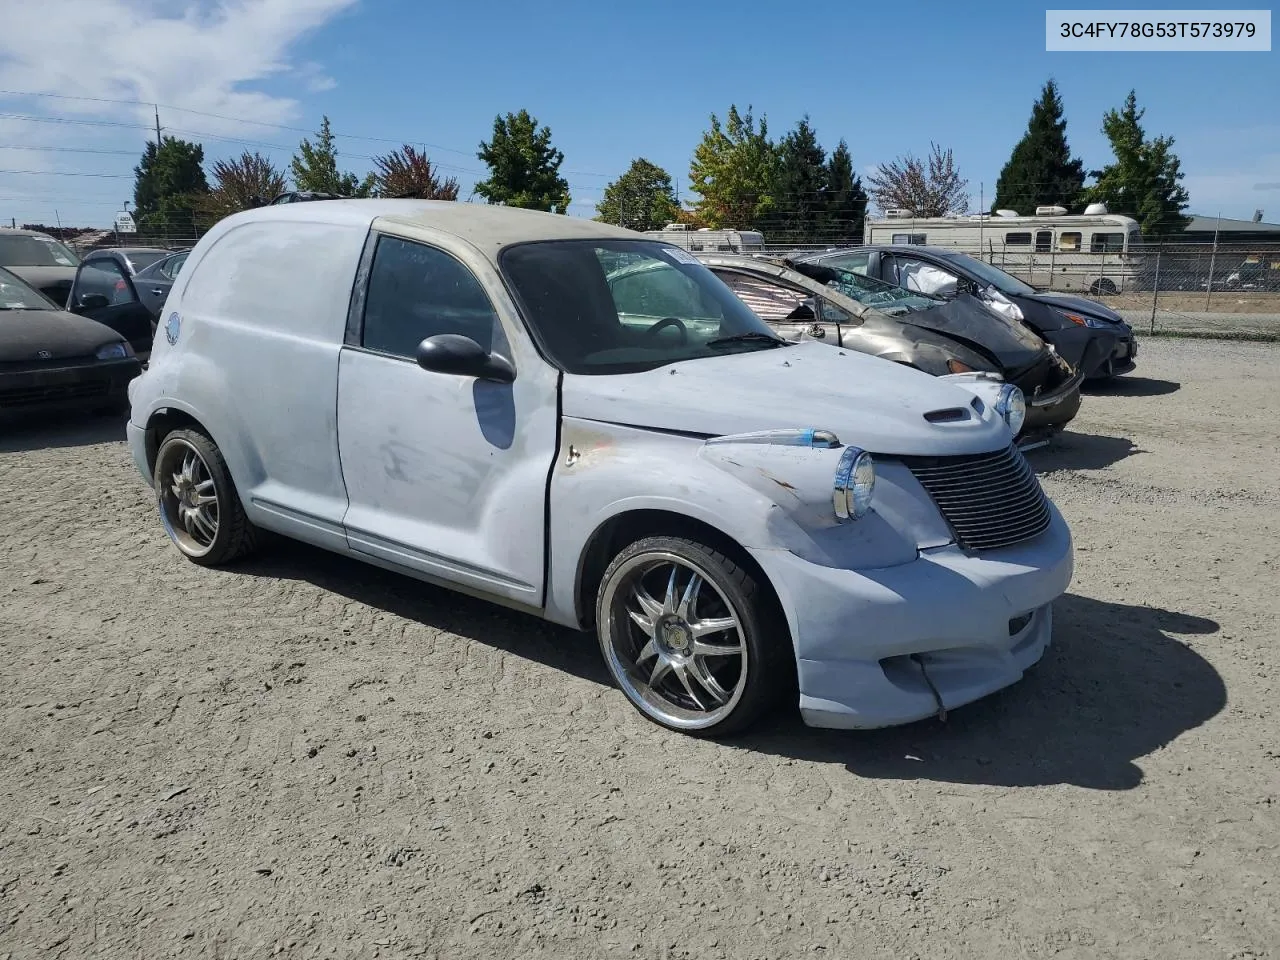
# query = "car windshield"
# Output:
<box><xmin>500</xmin><ymin>239</ymin><xmax>790</xmax><ymax>374</ymax></box>
<box><xmin>0</xmin><ymin>234</ymin><xmax>81</xmax><ymax>268</ymax></box>
<box><xmin>942</xmin><ymin>252</ymin><xmax>1036</xmax><ymax>296</ymax></box>
<box><xmin>795</xmin><ymin>261</ymin><xmax>942</xmax><ymax>316</ymax></box>
<box><xmin>0</xmin><ymin>266</ymin><xmax>57</xmax><ymax>310</ymax></box>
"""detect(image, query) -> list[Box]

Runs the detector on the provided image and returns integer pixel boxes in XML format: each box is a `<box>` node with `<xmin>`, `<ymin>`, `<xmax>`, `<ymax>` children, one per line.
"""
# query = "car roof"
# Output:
<box><xmin>0</xmin><ymin>227</ymin><xmax>60</xmax><ymax>239</ymax></box>
<box><xmin>85</xmin><ymin>246</ymin><xmax>170</xmax><ymax>259</ymax></box>
<box><xmin>217</xmin><ymin>199</ymin><xmax>642</xmax><ymax>254</ymax></box>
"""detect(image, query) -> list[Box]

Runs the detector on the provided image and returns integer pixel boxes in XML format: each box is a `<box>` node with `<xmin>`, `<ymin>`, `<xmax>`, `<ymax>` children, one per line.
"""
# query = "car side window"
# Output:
<box><xmin>361</xmin><ymin>236</ymin><xmax>499</xmax><ymax>358</ymax></box>
<box><xmin>821</xmin><ymin>252</ymin><xmax>871</xmax><ymax>276</ymax></box>
<box><xmin>713</xmin><ymin>271</ymin><xmax>814</xmax><ymax>322</ymax></box>
<box><xmin>78</xmin><ymin>259</ymin><xmax>137</xmax><ymax>305</ymax></box>
<box><xmin>162</xmin><ymin>253</ymin><xmax>188</xmax><ymax>280</ymax></box>
<box><xmin>887</xmin><ymin>257</ymin><xmax>959</xmax><ymax>298</ymax></box>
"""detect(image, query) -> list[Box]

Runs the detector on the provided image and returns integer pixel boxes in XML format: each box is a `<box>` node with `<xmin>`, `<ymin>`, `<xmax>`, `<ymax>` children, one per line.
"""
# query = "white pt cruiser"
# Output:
<box><xmin>127</xmin><ymin>201</ymin><xmax>1074</xmax><ymax>737</ymax></box>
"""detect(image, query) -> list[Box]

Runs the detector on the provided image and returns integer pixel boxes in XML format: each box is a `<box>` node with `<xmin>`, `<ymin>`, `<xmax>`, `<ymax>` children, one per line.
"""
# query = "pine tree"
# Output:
<box><xmin>768</xmin><ymin>116</ymin><xmax>827</xmax><ymax>240</ymax></box>
<box><xmin>1085</xmin><ymin>91</ymin><xmax>1190</xmax><ymax>237</ymax></box>
<box><xmin>822</xmin><ymin>140</ymin><xmax>868</xmax><ymax>242</ymax></box>
<box><xmin>290</xmin><ymin>116</ymin><xmax>374</xmax><ymax>197</ymax></box>
<box><xmin>991</xmin><ymin>79</ymin><xmax>1086</xmax><ymax>215</ymax></box>
<box><xmin>596</xmin><ymin>159</ymin><xmax>679</xmax><ymax>230</ymax></box>
<box><xmin>133</xmin><ymin>136</ymin><xmax>210</xmax><ymax>237</ymax></box>
<box><xmin>475</xmin><ymin>110</ymin><xmax>571</xmax><ymax>212</ymax></box>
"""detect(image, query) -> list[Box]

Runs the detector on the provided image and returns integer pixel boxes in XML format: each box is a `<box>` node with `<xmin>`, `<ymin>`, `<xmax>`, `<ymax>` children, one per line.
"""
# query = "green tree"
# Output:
<box><xmin>595</xmin><ymin>158</ymin><xmax>679</xmax><ymax>230</ymax></box>
<box><xmin>198</xmin><ymin>151</ymin><xmax>288</xmax><ymax>223</ymax></box>
<box><xmin>767</xmin><ymin>116</ymin><xmax>827</xmax><ymax>240</ymax></box>
<box><xmin>821</xmin><ymin>139</ymin><xmax>869</xmax><ymax>241</ymax></box>
<box><xmin>372</xmin><ymin>145</ymin><xmax>460</xmax><ymax>199</ymax></box>
<box><xmin>991</xmin><ymin>79</ymin><xmax>1086</xmax><ymax>215</ymax></box>
<box><xmin>687</xmin><ymin>104</ymin><xmax>778</xmax><ymax>229</ymax></box>
<box><xmin>1084</xmin><ymin>90</ymin><xmax>1191</xmax><ymax>237</ymax></box>
<box><xmin>133</xmin><ymin>136</ymin><xmax>210</xmax><ymax>237</ymax></box>
<box><xmin>290</xmin><ymin>116</ymin><xmax>374</xmax><ymax>197</ymax></box>
<box><xmin>474</xmin><ymin>109</ymin><xmax>571</xmax><ymax>212</ymax></box>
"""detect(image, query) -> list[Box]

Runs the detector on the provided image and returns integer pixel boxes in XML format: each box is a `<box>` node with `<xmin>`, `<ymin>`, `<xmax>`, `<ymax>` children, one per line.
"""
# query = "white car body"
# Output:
<box><xmin>127</xmin><ymin>200</ymin><xmax>1073</xmax><ymax>732</ymax></box>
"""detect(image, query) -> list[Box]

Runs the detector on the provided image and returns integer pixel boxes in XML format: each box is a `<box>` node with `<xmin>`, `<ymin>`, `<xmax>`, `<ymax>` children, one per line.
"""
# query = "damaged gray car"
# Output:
<box><xmin>686</xmin><ymin>254</ymin><xmax>1083</xmax><ymax>447</ymax></box>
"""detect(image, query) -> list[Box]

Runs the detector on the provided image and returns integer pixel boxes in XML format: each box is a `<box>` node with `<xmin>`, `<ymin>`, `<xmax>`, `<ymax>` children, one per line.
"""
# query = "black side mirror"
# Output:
<box><xmin>77</xmin><ymin>293</ymin><xmax>110</xmax><ymax>311</ymax></box>
<box><xmin>415</xmin><ymin>334</ymin><xmax>515</xmax><ymax>383</ymax></box>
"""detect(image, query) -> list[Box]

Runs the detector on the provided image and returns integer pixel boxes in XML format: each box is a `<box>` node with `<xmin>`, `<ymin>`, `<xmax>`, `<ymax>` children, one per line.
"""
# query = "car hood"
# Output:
<box><xmin>561</xmin><ymin>340</ymin><xmax>1012</xmax><ymax>457</ymax></box>
<box><xmin>0</xmin><ymin>309</ymin><xmax>124</xmax><ymax>362</ymax></box>
<box><xmin>895</xmin><ymin>293</ymin><xmax>1048</xmax><ymax>373</ymax></box>
<box><xmin>1028</xmin><ymin>291</ymin><xmax>1127</xmax><ymax>325</ymax></box>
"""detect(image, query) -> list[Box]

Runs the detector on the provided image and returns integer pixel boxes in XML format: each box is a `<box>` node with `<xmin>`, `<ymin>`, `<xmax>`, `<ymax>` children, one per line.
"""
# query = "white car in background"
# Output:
<box><xmin>126</xmin><ymin>201</ymin><xmax>1073</xmax><ymax>736</ymax></box>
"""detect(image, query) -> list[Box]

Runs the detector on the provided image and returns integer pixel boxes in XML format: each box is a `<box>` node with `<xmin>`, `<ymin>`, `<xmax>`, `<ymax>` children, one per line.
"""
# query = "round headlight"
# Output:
<box><xmin>995</xmin><ymin>383</ymin><xmax>1026</xmax><ymax>435</ymax></box>
<box><xmin>833</xmin><ymin>447</ymin><xmax>875</xmax><ymax>523</ymax></box>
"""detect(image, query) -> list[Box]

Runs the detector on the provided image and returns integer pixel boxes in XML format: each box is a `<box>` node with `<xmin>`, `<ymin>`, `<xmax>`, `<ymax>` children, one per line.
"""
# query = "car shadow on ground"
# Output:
<box><xmin>237</xmin><ymin>542</ymin><xmax>1223</xmax><ymax>791</ymax></box>
<box><xmin>1029</xmin><ymin>431</ymin><xmax>1140</xmax><ymax>472</ymax></box>
<box><xmin>234</xmin><ymin>540</ymin><xmax>613</xmax><ymax>687</ymax></box>
<box><xmin>734</xmin><ymin>594</ymin><xmax>1224</xmax><ymax>790</ymax></box>
<box><xmin>1083</xmin><ymin>375</ymin><xmax>1181</xmax><ymax>397</ymax></box>
<box><xmin>0</xmin><ymin>412</ymin><xmax>126</xmax><ymax>453</ymax></box>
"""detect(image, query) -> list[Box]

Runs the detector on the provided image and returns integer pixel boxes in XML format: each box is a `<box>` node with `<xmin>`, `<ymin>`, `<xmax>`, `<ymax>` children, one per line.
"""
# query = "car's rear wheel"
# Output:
<box><xmin>154</xmin><ymin>428</ymin><xmax>258</xmax><ymax>566</ymax></box>
<box><xmin>1089</xmin><ymin>279</ymin><xmax>1118</xmax><ymax>295</ymax></box>
<box><xmin>595</xmin><ymin>536</ymin><xmax>790</xmax><ymax>737</ymax></box>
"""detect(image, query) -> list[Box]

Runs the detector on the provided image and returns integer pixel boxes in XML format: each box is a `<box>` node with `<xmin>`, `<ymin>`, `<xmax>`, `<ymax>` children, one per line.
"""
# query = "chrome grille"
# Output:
<box><xmin>900</xmin><ymin>444</ymin><xmax>1051</xmax><ymax>551</ymax></box>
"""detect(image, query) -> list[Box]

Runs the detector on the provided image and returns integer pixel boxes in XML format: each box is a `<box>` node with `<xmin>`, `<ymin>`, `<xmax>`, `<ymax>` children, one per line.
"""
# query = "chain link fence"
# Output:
<box><xmin>763</xmin><ymin>238</ymin><xmax>1280</xmax><ymax>339</ymax></box>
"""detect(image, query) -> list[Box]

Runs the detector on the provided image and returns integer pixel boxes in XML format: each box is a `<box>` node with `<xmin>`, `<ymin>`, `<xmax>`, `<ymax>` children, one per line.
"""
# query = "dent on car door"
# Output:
<box><xmin>336</xmin><ymin>233</ymin><xmax>558</xmax><ymax>608</ymax></box>
<box><xmin>70</xmin><ymin>259</ymin><xmax>154</xmax><ymax>353</ymax></box>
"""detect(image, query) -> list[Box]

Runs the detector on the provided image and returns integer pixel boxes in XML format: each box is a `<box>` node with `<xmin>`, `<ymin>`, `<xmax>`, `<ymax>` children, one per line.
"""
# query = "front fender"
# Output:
<box><xmin>543</xmin><ymin>419</ymin><xmax>926</xmax><ymax>628</ymax></box>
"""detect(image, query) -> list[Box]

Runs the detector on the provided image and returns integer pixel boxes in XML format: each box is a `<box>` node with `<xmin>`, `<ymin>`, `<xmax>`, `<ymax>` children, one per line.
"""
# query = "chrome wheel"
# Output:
<box><xmin>157</xmin><ymin>440</ymin><xmax>220</xmax><ymax>557</ymax></box>
<box><xmin>600</xmin><ymin>551</ymin><xmax>748</xmax><ymax>730</ymax></box>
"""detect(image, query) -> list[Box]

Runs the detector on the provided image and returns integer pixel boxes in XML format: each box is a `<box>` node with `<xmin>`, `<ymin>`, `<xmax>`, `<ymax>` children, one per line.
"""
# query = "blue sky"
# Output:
<box><xmin>0</xmin><ymin>0</ymin><xmax>1276</xmax><ymax>230</ymax></box>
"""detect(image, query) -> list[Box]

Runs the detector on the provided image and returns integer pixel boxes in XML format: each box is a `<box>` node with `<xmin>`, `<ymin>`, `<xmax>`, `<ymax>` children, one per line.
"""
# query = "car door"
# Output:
<box><xmin>336</xmin><ymin>230</ymin><xmax>559</xmax><ymax>610</ymax></box>
<box><xmin>69</xmin><ymin>257</ymin><xmax>155</xmax><ymax>355</ymax></box>
<box><xmin>135</xmin><ymin>252</ymin><xmax>187</xmax><ymax>322</ymax></box>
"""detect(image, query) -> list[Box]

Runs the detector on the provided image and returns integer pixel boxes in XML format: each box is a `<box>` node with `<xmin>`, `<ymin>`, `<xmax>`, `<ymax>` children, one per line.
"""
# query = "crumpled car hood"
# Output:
<box><xmin>561</xmin><ymin>340</ymin><xmax>1012</xmax><ymax>457</ymax></box>
<box><xmin>894</xmin><ymin>293</ymin><xmax>1048</xmax><ymax>373</ymax></box>
<box><xmin>1030</xmin><ymin>291</ymin><xmax>1128</xmax><ymax>325</ymax></box>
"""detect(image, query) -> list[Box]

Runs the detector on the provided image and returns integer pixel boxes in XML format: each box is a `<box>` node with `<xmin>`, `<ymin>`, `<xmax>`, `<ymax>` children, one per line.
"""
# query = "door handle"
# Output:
<box><xmin>151</xmin><ymin>288</ymin><xmax>164</xmax><ymax>296</ymax></box>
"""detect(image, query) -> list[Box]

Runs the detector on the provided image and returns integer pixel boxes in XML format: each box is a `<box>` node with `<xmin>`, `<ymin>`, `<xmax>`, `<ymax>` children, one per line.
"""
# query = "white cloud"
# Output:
<box><xmin>0</xmin><ymin>0</ymin><xmax>357</xmax><ymax>224</ymax></box>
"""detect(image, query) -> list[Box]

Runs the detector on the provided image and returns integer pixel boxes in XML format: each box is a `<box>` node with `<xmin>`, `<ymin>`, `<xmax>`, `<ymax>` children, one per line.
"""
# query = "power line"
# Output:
<box><xmin>0</xmin><ymin>90</ymin><xmax>613</xmax><ymax>177</ymax></box>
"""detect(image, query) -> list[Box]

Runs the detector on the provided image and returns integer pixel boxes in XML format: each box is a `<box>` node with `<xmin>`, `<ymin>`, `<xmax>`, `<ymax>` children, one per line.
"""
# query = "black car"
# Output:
<box><xmin>66</xmin><ymin>247</ymin><xmax>178</xmax><ymax>358</ymax></box>
<box><xmin>800</xmin><ymin>246</ymin><xmax>1136</xmax><ymax>381</ymax></box>
<box><xmin>0</xmin><ymin>266</ymin><xmax>141</xmax><ymax>417</ymax></box>
<box><xmin>266</xmin><ymin>191</ymin><xmax>349</xmax><ymax>205</ymax></box>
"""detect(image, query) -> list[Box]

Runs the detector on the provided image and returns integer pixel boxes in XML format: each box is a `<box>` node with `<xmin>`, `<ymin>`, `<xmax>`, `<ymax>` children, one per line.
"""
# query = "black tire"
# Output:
<box><xmin>595</xmin><ymin>535</ymin><xmax>792</xmax><ymax>738</ymax></box>
<box><xmin>1089</xmin><ymin>279</ymin><xmax>1118</xmax><ymax>296</ymax></box>
<box><xmin>153</xmin><ymin>427</ymin><xmax>259</xmax><ymax>566</ymax></box>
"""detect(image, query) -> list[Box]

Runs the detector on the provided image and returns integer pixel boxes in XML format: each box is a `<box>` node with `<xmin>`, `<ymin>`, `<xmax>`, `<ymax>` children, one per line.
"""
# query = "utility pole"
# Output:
<box><xmin>154</xmin><ymin>104</ymin><xmax>168</xmax><ymax>244</ymax></box>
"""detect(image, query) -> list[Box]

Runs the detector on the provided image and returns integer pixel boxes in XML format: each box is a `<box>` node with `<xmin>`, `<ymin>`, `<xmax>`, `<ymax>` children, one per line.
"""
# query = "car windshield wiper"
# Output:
<box><xmin>706</xmin><ymin>332</ymin><xmax>787</xmax><ymax>350</ymax></box>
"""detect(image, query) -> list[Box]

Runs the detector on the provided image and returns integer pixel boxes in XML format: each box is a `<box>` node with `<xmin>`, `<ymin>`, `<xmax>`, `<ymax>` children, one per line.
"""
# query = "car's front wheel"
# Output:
<box><xmin>595</xmin><ymin>536</ymin><xmax>790</xmax><ymax>737</ymax></box>
<box><xmin>153</xmin><ymin>427</ymin><xmax>259</xmax><ymax>566</ymax></box>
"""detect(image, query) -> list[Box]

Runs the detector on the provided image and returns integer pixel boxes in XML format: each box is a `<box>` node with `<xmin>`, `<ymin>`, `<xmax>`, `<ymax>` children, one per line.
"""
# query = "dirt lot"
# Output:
<box><xmin>2</xmin><ymin>338</ymin><xmax>1277</xmax><ymax>960</ymax></box>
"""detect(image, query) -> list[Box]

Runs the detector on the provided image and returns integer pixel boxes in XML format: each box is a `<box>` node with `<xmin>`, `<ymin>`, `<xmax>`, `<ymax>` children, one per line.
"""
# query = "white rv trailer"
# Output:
<box><xmin>863</xmin><ymin>204</ymin><xmax>1143</xmax><ymax>294</ymax></box>
<box><xmin>642</xmin><ymin>223</ymin><xmax>766</xmax><ymax>253</ymax></box>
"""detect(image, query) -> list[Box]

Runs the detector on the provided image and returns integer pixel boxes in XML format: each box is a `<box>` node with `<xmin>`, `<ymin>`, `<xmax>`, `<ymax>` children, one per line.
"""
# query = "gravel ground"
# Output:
<box><xmin>1</xmin><ymin>338</ymin><xmax>1277</xmax><ymax>960</ymax></box>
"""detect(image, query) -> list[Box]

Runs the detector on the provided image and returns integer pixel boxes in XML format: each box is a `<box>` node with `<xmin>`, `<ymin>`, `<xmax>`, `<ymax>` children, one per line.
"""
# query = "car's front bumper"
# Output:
<box><xmin>0</xmin><ymin>356</ymin><xmax>140</xmax><ymax>415</ymax></box>
<box><xmin>750</xmin><ymin>505</ymin><xmax>1073</xmax><ymax>729</ymax></box>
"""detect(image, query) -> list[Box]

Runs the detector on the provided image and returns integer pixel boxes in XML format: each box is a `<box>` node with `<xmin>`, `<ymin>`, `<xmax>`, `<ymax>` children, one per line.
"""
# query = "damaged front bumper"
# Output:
<box><xmin>750</xmin><ymin>504</ymin><xmax>1073</xmax><ymax>729</ymax></box>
